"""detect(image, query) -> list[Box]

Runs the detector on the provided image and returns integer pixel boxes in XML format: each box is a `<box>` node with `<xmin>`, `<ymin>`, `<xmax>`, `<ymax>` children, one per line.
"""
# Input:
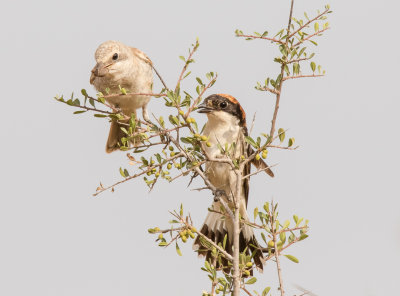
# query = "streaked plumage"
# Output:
<box><xmin>194</xmin><ymin>94</ymin><xmax>274</xmax><ymax>273</ymax></box>
<box><xmin>90</xmin><ymin>40</ymin><xmax>153</xmax><ymax>153</ymax></box>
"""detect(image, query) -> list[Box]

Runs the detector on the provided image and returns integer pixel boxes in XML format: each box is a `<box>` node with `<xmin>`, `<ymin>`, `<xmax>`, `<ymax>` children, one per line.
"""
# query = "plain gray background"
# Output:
<box><xmin>1</xmin><ymin>0</ymin><xmax>399</xmax><ymax>295</ymax></box>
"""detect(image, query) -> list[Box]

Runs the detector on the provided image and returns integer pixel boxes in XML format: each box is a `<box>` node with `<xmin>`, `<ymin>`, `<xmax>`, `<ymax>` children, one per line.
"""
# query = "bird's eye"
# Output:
<box><xmin>112</xmin><ymin>53</ymin><xmax>118</xmax><ymax>60</ymax></box>
<box><xmin>219</xmin><ymin>101</ymin><xmax>227</xmax><ymax>109</ymax></box>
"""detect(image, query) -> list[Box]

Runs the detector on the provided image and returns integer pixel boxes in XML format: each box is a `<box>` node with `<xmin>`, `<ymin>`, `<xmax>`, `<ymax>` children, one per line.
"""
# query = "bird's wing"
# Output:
<box><xmin>243</xmin><ymin>149</ymin><xmax>251</xmax><ymax>207</ymax></box>
<box><xmin>241</xmin><ymin>131</ymin><xmax>251</xmax><ymax>207</ymax></box>
<box><xmin>250</xmin><ymin>147</ymin><xmax>274</xmax><ymax>178</ymax></box>
<box><xmin>242</xmin><ymin>126</ymin><xmax>274</xmax><ymax>178</ymax></box>
<box><xmin>130</xmin><ymin>47</ymin><xmax>153</xmax><ymax>66</ymax></box>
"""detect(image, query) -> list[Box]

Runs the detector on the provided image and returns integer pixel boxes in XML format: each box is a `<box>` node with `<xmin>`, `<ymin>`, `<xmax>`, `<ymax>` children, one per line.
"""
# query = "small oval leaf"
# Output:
<box><xmin>245</xmin><ymin>277</ymin><xmax>257</xmax><ymax>285</ymax></box>
<box><xmin>284</xmin><ymin>254</ymin><xmax>299</xmax><ymax>263</ymax></box>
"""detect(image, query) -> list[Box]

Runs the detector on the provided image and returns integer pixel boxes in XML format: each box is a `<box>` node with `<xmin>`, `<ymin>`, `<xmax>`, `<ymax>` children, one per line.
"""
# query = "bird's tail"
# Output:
<box><xmin>193</xmin><ymin>202</ymin><xmax>265</xmax><ymax>274</ymax></box>
<box><xmin>105</xmin><ymin>120</ymin><xmax>142</xmax><ymax>153</ymax></box>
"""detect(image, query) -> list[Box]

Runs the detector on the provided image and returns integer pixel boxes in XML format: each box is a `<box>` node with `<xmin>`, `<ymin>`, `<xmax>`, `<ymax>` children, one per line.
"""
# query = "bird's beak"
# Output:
<box><xmin>197</xmin><ymin>101</ymin><xmax>213</xmax><ymax>113</ymax></box>
<box><xmin>90</xmin><ymin>62</ymin><xmax>109</xmax><ymax>83</ymax></box>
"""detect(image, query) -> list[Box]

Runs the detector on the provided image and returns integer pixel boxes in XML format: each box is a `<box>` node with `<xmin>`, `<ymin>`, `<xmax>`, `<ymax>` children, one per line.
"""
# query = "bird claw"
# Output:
<box><xmin>213</xmin><ymin>189</ymin><xmax>226</xmax><ymax>202</ymax></box>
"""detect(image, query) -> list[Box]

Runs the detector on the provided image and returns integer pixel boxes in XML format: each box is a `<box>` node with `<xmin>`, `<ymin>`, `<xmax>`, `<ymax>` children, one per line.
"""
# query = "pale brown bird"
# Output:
<box><xmin>90</xmin><ymin>40</ymin><xmax>153</xmax><ymax>153</ymax></box>
<box><xmin>194</xmin><ymin>94</ymin><xmax>274</xmax><ymax>273</ymax></box>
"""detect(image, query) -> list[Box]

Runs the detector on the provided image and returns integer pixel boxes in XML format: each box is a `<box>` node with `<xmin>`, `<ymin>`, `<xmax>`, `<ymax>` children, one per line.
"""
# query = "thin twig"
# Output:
<box><xmin>191</xmin><ymin>186</ymin><xmax>210</xmax><ymax>192</ymax></box>
<box><xmin>288</xmin><ymin>8</ymin><xmax>330</xmax><ymax>39</ymax></box>
<box><xmin>258</xmin><ymin>86</ymin><xmax>280</xmax><ymax>95</ymax></box>
<box><xmin>241</xmin><ymin>286</ymin><xmax>254</xmax><ymax>296</ymax></box>
<box><xmin>151</xmin><ymin>64</ymin><xmax>169</xmax><ymax>90</ymax></box>
<box><xmin>92</xmin><ymin>153</ymin><xmax>184</xmax><ymax>196</ymax></box>
<box><xmin>243</xmin><ymin>163</ymin><xmax>277</xmax><ymax>179</ymax></box>
<box><xmin>236</xmin><ymin>33</ymin><xmax>284</xmax><ymax>44</ymax></box>
<box><xmin>232</xmin><ymin>168</ymin><xmax>243</xmax><ymax>296</ymax></box>
<box><xmin>249</xmin><ymin>112</ymin><xmax>257</xmax><ymax>134</ymax></box>
<box><xmin>269</xmin><ymin>0</ymin><xmax>294</xmax><ymax>140</ymax></box>
<box><xmin>168</xmin><ymin>161</ymin><xmax>206</xmax><ymax>182</ymax></box>
<box><xmin>267</xmin><ymin>144</ymin><xmax>299</xmax><ymax>150</ymax></box>
<box><xmin>103</xmin><ymin>92</ymin><xmax>166</xmax><ymax>99</ymax></box>
<box><xmin>271</xmin><ymin>201</ymin><xmax>286</xmax><ymax>296</ymax></box>
<box><xmin>287</xmin><ymin>56</ymin><xmax>313</xmax><ymax>64</ymax></box>
<box><xmin>175</xmin><ymin>42</ymin><xmax>199</xmax><ymax>92</ymax></box>
<box><xmin>293</xmin><ymin>27</ymin><xmax>329</xmax><ymax>47</ymax></box>
<box><xmin>283</xmin><ymin>74</ymin><xmax>324</xmax><ymax>81</ymax></box>
<box><xmin>66</xmin><ymin>103</ymin><xmax>115</xmax><ymax>115</ymax></box>
<box><xmin>185</xmin><ymin>75</ymin><xmax>218</xmax><ymax>117</ymax></box>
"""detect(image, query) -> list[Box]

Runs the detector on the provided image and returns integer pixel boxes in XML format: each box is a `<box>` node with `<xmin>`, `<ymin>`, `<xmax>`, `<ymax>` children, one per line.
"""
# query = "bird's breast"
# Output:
<box><xmin>91</xmin><ymin>65</ymin><xmax>153</xmax><ymax>115</ymax></box>
<box><xmin>202</xmin><ymin>121</ymin><xmax>243</xmax><ymax>190</ymax></box>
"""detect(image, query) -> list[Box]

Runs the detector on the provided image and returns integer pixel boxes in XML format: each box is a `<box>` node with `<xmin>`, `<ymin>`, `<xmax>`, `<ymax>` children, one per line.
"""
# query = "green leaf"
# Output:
<box><xmin>223</xmin><ymin>234</ymin><xmax>228</xmax><ymax>249</ymax></box>
<box><xmin>120</xmin><ymin>127</ymin><xmax>128</xmax><ymax>135</ymax></box>
<box><xmin>283</xmin><ymin>220</ymin><xmax>290</xmax><ymax>229</ymax></box>
<box><xmin>288</xmin><ymin>138</ymin><xmax>295</xmax><ymax>147</ymax></box>
<box><xmin>204</xmin><ymin>260</ymin><xmax>211</xmax><ymax>271</ymax></box>
<box><xmin>299</xmin><ymin>234</ymin><xmax>309</xmax><ymax>241</ymax></box>
<box><xmin>274</xmin><ymin>29</ymin><xmax>284</xmax><ymax>38</ymax></box>
<box><xmin>183</xmin><ymin>71</ymin><xmax>191</xmax><ymax>80</ymax></box>
<box><xmin>180</xmin><ymin>137</ymin><xmax>194</xmax><ymax>144</ymax></box>
<box><xmin>81</xmin><ymin>89</ymin><xmax>88</xmax><ymax>97</ymax></box>
<box><xmin>246</xmin><ymin>277</ymin><xmax>257</xmax><ymax>285</ymax></box>
<box><xmin>298</xmin><ymin>47</ymin><xmax>306</xmax><ymax>57</ymax></box>
<box><xmin>179</xmin><ymin>55</ymin><xmax>185</xmax><ymax>62</ymax></box>
<box><xmin>73</xmin><ymin>110</ymin><xmax>87</xmax><ymax>114</ymax></box>
<box><xmin>88</xmin><ymin>98</ymin><xmax>95</xmax><ymax>107</ymax></box>
<box><xmin>293</xmin><ymin>63</ymin><xmax>300</xmax><ymax>75</ymax></box>
<box><xmin>119</xmin><ymin>167</ymin><xmax>126</xmax><ymax>178</ymax></box>
<box><xmin>293</xmin><ymin>214</ymin><xmax>299</xmax><ymax>224</ymax></box>
<box><xmin>262</xmin><ymin>287</ymin><xmax>271</xmax><ymax>296</ymax></box>
<box><xmin>263</xmin><ymin>202</ymin><xmax>269</xmax><ymax>212</ymax></box>
<box><xmin>245</xmin><ymin>136</ymin><xmax>258</xmax><ymax>148</ymax></box>
<box><xmin>168</xmin><ymin>115</ymin><xmax>180</xmax><ymax>126</ymax></box>
<box><xmin>260</xmin><ymin>232</ymin><xmax>267</xmax><ymax>244</ymax></box>
<box><xmin>314</xmin><ymin>22</ymin><xmax>319</xmax><ymax>32</ymax></box>
<box><xmin>141</xmin><ymin>157</ymin><xmax>149</xmax><ymax>166</ymax></box>
<box><xmin>284</xmin><ymin>254</ymin><xmax>299</xmax><ymax>263</ymax></box>
<box><xmin>254</xmin><ymin>207</ymin><xmax>259</xmax><ymax>221</ymax></box>
<box><xmin>176</xmin><ymin>242</ymin><xmax>182</xmax><ymax>256</ymax></box>
<box><xmin>94</xmin><ymin>114</ymin><xmax>107</xmax><ymax>118</ymax></box>
<box><xmin>278</xmin><ymin>128</ymin><xmax>285</xmax><ymax>142</ymax></box>
<box><xmin>310</xmin><ymin>62</ymin><xmax>316</xmax><ymax>72</ymax></box>
<box><xmin>279</xmin><ymin>232</ymin><xmax>286</xmax><ymax>244</ymax></box>
<box><xmin>284</xmin><ymin>64</ymin><xmax>290</xmax><ymax>76</ymax></box>
<box><xmin>270</xmin><ymin>79</ymin><xmax>276</xmax><ymax>88</ymax></box>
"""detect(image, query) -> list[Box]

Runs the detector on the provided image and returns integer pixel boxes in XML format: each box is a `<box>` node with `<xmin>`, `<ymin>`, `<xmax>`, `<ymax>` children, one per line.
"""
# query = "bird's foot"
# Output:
<box><xmin>213</xmin><ymin>189</ymin><xmax>227</xmax><ymax>202</ymax></box>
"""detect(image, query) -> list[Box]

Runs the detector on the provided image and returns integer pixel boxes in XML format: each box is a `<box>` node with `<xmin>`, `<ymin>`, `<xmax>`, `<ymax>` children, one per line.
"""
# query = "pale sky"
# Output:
<box><xmin>1</xmin><ymin>0</ymin><xmax>400</xmax><ymax>295</ymax></box>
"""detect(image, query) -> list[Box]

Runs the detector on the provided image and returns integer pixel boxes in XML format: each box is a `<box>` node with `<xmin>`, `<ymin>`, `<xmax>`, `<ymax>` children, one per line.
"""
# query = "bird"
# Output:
<box><xmin>193</xmin><ymin>94</ymin><xmax>274</xmax><ymax>273</ymax></box>
<box><xmin>90</xmin><ymin>40</ymin><xmax>153</xmax><ymax>153</ymax></box>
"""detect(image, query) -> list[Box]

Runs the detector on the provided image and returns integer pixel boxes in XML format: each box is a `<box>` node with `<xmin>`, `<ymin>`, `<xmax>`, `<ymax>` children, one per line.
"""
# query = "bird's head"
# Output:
<box><xmin>90</xmin><ymin>40</ymin><xmax>133</xmax><ymax>84</ymax></box>
<box><xmin>197</xmin><ymin>94</ymin><xmax>247</xmax><ymax>127</ymax></box>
